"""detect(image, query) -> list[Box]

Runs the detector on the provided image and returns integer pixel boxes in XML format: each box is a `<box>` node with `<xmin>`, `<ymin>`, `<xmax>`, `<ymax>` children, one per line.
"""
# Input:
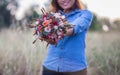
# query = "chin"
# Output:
<box><xmin>63</xmin><ymin>7</ymin><xmax>70</xmax><ymax>10</ymax></box>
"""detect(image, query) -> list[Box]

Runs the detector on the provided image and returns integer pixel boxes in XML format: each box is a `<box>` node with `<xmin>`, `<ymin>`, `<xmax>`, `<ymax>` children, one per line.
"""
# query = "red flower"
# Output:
<box><xmin>38</xmin><ymin>25</ymin><xmax>43</xmax><ymax>32</ymax></box>
<box><xmin>29</xmin><ymin>8</ymin><xmax>73</xmax><ymax>45</ymax></box>
<box><xmin>53</xmin><ymin>21</ymin><xmax>58</xmax><ymax>26</ymax></box>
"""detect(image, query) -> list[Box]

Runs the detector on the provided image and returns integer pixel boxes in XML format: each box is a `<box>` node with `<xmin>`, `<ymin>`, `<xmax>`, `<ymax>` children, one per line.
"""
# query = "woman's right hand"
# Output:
<box><xmin>64</xmin><ymin>27</ymin><xmax>74</xmax><ymax>36</ymax></box>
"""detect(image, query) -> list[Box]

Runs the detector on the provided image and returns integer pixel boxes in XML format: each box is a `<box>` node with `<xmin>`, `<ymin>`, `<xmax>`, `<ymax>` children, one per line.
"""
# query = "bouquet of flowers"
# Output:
<box><xmin>28</xmin><ymin>8</ymin><xmax>73</xmax><ymax>45</ymax></box>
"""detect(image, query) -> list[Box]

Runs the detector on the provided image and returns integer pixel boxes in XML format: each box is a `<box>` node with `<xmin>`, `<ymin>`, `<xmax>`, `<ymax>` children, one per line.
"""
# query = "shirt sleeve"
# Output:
<box><xmin>71</xmin><ymin>10</ymin><xmax>93</xmax><ymax>35</ymax></box>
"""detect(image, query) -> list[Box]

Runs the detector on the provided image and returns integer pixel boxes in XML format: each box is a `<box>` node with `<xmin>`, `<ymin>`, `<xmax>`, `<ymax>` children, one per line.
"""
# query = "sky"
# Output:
<box><xmin>15</xmin><ymin>0</ymin><xmax>48</xmax><ymax>20</ymax></box>
<box><xmin>15</xmin><ymin>0</ymin><xmax>120</xmax><ymax>20</ymax></box>
<box><xmin>81</xmin><ymin>0</ymin><xmax>120</xmax><ymax>20</ymax></box>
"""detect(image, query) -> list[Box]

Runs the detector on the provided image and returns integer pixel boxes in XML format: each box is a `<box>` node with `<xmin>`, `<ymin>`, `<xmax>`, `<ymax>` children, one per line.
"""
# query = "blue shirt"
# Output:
<box><xmin>43</xmin><ymin>9</ymin><xmax>93</xmax><ymax>72</ymax></box>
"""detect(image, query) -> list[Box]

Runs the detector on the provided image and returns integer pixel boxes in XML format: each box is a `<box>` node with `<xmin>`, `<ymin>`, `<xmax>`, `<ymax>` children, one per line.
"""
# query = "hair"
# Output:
<box><xmin>50</xmin><ymin>0</ymin><xmax>83</xmax><ymax>12</ymax></box>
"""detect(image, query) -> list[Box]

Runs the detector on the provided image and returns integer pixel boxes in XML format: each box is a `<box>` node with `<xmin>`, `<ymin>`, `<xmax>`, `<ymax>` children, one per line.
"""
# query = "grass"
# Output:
<box><xmin>0</xmin><ymin>29</ymin><xmax>120</xmax><ymax>75</ymax></box>
<box><xmin>86</xmin><ymin>31</ymin><xmax>120</xmax><ymax>75</ymax></box>
<box><xmin>0</xmin><ymin>29</ymin><xmax>47</xmax><ymax>75</ymax></box>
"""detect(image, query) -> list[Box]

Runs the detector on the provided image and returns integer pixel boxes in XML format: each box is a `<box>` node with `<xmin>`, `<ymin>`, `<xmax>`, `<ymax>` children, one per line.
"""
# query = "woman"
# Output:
<box><xmin>42</xmin><ymin>0</ymin><xmax>93</xmax><ymax>75</ymax></box>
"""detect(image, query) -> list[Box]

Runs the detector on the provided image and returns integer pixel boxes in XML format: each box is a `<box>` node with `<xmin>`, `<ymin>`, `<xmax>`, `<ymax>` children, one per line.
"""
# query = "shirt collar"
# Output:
<box><xmin>59</xmin><ymin>9</ymin><xmax>81</xmax><ymax>17</ymax></box>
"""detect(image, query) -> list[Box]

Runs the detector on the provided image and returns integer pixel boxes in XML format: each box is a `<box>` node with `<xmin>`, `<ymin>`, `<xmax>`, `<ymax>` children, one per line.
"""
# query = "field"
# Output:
<box><xmin>0</xmin><ymin>29</ymin><xmax>120</xmax><ymax>75</ymax></box>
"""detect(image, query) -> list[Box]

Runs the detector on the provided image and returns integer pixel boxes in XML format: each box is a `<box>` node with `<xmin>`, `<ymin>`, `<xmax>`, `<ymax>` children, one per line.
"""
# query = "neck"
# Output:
<box><xmin>63</xmin><ymin>9</ymin><xmax>70</xmax><ymax>13</ymax></box>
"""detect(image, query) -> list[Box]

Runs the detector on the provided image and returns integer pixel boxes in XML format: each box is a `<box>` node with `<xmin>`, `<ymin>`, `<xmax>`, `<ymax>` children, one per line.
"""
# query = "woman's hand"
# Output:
<box><xmin>64</xmin><ymin>27</ymin><xmax>74</xmax><ymax>36</ymax></box>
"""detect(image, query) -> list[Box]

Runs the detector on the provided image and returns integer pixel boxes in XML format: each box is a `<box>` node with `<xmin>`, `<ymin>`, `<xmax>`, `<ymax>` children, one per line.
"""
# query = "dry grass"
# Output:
<box><xmin>0</xmin><ymin>29</ymin><xmax>47</xmax><ymax>75</ymax></box>
<box><xmin>86</xmin><ymin>31</ymin><xmax>120</xmax><ymax>75</ymax></box>
<box><xmin>0</xmin><ymin>29</ymin><xmax>120</xmax><ymax>75</ymax></box>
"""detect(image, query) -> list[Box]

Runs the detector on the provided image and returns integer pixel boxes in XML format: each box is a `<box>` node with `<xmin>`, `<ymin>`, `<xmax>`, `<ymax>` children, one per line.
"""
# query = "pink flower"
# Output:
<box><xmin>57</xmin><ymin>30</ymin><xmax>63</xmax><ymax>36</ymax></box>
<box><xmin>58</xmin><ymin>35</ymin><xmax>62</xmax><ymax>39</ymax></box>
<box><xmin>59</xmin><ymin>21</ymin><xmax>64</xmax><ymax>27</ymax></box>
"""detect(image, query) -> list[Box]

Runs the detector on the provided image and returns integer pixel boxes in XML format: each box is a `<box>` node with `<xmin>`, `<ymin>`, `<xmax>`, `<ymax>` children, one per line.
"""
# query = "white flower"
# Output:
<box><xmin>54</xmin><ymin>13</ymin><xmax>61</xmax><ymax>18</ymax></box>
<box><xmin>35</xmin><ymin>21</ymin><xmax>39</xmax><ymax>25</ymax></box>
<box><xmin>44</xmin><ymin>27</ymin><xmax>51</xmax><ymax>32</ymax></box>
<box><xmin>50</xmin><ymin>12</ymin><xmax>54</xmax><ymax>14</ymax></box>
<box><xmin>54</xmin><ymin>26</ymin><xmax>58</xmax><ymax>29</ymax></box>
<box><xmin>61</xmin><ymin>15</ymin><xmax>65</xmax><ymax>19</ymax></box>
<box><xmin>59</xmin><ymin>21</ymin><xmax>64</xmax><ymax>27</ymax></box>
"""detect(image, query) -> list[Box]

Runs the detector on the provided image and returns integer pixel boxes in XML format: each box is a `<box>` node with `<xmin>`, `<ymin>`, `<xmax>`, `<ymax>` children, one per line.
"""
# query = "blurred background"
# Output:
<box><xmin>0</xmin><ymin>0</ymin><xmax>120</xmax><ymax>75</ymax></box>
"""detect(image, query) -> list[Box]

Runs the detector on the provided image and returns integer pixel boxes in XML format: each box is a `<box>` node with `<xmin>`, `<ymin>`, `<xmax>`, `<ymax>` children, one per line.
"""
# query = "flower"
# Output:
<box><xmin>57</xmin><ymin>30</ymin><xmax>64</xmax><ymax>36</ymax></box>
<box><xmin>59</xmin><ymin>21</ymin><xmax>64</xmax><ymax>27</ymax></box>
<box><xmin>44</xmin><ymin>26</ymin><xmax>51</xmax><ymax>32</ymax></box>
<box><xmin>54</xmin><ymin>26</ymin><xmax>58</xmax><ymax>29</ymax></box>
<box><xmin>29</xmin><ymin>8</ymin><xmax>73</xmax><ymax>45</ymax></box>
<box><xmin>61</xmin><ymin>15</ymin><xmax>65</xmax><ymax>19</ymax></box>
<box><xmin>42</xmin><ymin>20</ymin><xmax>49</xmax><ymax>27</ymax></box>
<box><xmin>36</xmin><ymin>21</ymin><xmax>39</xmax><ymax>24</ymax></box>
<box><xmin>54</xmin><ymin>13</ymin><xmax>61</xmax><ymax>18</ymax></box>
<box><xmin>38</xmin><ymin>25</ymin><xmax>43</xmax><ymax>31</ymax></box>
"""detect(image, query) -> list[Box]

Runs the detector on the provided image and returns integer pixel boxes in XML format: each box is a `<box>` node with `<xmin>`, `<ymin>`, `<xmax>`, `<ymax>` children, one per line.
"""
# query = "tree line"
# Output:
<box><xmin>0</xmin><ymin>0</ymin><xmax>120</xmax><ymax>31</ymax></box>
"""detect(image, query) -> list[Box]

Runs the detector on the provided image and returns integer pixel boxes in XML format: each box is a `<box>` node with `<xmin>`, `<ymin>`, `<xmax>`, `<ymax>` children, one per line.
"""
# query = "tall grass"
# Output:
<box><xmin>0</xmin><ymin>29</ymin><xmax>120</xmax><ymax>75</ymax></box>
<box><xmin>0</xmin><ymin>29</ymin><xmax>47</xmax><ymax>75</ymax></box>
<box><xmin>86</xmin><ymin>32</ymin><xmax>120</xmax><ymax>75</ymax></box>
<box><xmin>87</xmin><ymin>40</ymin><xmax>120</xmax><ymax>75</ymax></box>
